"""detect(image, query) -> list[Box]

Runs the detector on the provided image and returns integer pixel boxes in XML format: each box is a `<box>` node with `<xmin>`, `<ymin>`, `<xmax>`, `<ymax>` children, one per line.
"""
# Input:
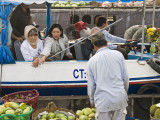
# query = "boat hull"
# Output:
<box><xmin>1</xmin><ymin>60</ymin><xmax>160</xmax><ymax>96</ymax></box>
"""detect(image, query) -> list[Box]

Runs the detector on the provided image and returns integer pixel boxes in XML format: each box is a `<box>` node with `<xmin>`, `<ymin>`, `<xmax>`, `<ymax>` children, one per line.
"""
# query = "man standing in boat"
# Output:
<box><xmin>87</xmin><ymin>32</ymin><xmax>129</xmax><ymax>120</ymax></box>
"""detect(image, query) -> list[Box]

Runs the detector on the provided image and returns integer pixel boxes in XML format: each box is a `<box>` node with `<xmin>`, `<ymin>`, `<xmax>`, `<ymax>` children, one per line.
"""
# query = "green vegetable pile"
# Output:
<box><xmin>76</xmin><ymin>107</ymin><xmax>96</xmax><ymax>120</ymax></box>
<box><xmin>0</xmin><ymin>102</ymin><xmax>32</xmax><ymax>120</ymax></box>
<box><xmin>37</xmin><ymin>110</ymin><xmax>75</xmax><ymax>120</ymax></box>
<box><xmin>51</xmin><ymin>1</ymin><xmax>90</xmax><ymax>7</ymax></box>
<box><xmin>150</xmin><ymin>103</ymin><xmax>160</xmax><ymax>119</ymax></box>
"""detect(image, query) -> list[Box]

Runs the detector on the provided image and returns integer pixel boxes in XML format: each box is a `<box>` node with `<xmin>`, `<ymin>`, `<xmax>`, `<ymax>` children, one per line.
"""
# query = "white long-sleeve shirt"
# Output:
<box><xmin>102</xmin><ymin>30</ymin><xmax>127</xmax><ymax>49</ymax></box>
<box><xmin>87</xmin><ymin>47</ymin><xmax>129</xmax><ymax>112</ymax></box>
<box><xmin>21</xmin><ymin>39</ymin><xmax>44</xmax><ymax>61</ymax></box>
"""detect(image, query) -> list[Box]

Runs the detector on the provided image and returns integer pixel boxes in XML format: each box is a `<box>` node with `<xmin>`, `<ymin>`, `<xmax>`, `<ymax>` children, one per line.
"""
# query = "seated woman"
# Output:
<box><xmin>33</xmin><ymin>24</ymin><xmax>73</xmax><ymax>67</ymax></box>
<box><xmin>20</xmin><ymin>25</ymin><xmax>43</xmax><ymax>61</ymax></box>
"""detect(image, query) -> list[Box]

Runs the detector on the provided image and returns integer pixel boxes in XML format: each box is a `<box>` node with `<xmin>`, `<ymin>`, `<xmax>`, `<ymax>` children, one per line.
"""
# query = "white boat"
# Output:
<box><xmin>0</xmin><ymin>59</ymin><xmax>160</xmax><ymax>96</ymax></box>
<box><xmin>1</xmin><ymin>0</ymin><xmax>160</xmax><ymax>97</ymax></box>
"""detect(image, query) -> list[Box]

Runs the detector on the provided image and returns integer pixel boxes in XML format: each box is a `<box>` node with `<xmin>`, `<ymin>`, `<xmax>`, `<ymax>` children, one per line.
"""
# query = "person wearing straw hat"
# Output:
<box><xmin>87</xmin><ymin>32</ymin><xmax>129</xmax><ymax>120</ymax></box>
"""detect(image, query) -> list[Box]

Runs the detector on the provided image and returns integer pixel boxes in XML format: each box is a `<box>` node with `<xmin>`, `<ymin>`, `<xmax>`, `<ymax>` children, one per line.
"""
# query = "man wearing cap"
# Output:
<box><xmin>87</xmin><ymin>32</ymin><xmax>129</xmax><ymax>120</ymax></box>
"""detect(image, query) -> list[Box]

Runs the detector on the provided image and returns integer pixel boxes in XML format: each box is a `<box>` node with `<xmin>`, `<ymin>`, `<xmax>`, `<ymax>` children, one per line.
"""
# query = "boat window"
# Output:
<box><xmin>70</xmin><ymin>15</ymin><xmax>79</xmax><ymax>24</ymax></box>
<box><xmin>82</xmin><ymin>15</ymin><xmax>91</xmax><ymax>24</ymax></box>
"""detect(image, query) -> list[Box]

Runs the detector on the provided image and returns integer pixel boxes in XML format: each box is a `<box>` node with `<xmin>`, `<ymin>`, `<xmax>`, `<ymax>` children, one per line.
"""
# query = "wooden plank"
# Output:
<box><xmin>37</xmin><ymin>94</ymin><xmax>160</xmax><ymax>101</ymax></box>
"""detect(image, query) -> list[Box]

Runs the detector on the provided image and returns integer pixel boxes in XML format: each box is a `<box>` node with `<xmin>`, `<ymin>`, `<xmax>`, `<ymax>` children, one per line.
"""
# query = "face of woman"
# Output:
<box><xmin>51</xmin><ymin>28</ymin><xmax>62</xmax><ymax>40</ymax></box>
<box><xmin>28</xmin><ymin>34</ymin><xmax>38</xmax><ymax>43</ymax></box>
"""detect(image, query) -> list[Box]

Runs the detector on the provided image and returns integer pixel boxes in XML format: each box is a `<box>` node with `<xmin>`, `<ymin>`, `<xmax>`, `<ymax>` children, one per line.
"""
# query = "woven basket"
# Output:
<box><xmin>0</xmin><ymin>105</ymin><xmax>33</xmax><ymax>120</ymax></box>
<box><xmin>32</xmin><ymin>101</ymin><xmax>77</xmax><ymax>120</ymax></box>
<box><xmin>1</xmin><ymin>89</ymin><xmax>39</xmax><ymax>110</ymax></box>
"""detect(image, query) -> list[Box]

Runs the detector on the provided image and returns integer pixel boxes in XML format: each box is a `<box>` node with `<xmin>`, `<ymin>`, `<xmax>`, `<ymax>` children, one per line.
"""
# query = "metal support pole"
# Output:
<box><xmin>152</xmin><ymin>0</ymin><xmax>156</xmax><ymax>27</ymax></box>
<box><xmin>131</xmin><ymin>98</ymin><xmax>134</xmax><ymax>117</ymax></box>
<box><xmin>141</xmin><ymin>0</ymin><xmax>146</xmax><ymax>59</ymax></box>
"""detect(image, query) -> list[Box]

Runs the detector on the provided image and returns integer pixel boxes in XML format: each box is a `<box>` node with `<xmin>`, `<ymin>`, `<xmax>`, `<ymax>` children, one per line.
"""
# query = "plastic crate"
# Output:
<box><xmin>0</xmin><ymin>105</ymin><xmax>33</xmax><ymax>120</ymax></box>
<box><xmin>1</xmin><ymin>89</ymin><xmax>39</xmax><ymax>110</ymax></box>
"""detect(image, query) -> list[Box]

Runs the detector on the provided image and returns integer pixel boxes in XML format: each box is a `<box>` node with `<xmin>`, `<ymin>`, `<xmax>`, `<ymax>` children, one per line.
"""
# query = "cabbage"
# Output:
<box><xmin>20</xmin><ymin>103</ymin><xmax>27</xmax><ymax>110</ymax></box>
<box><xmin>23</xmin><ymin>108</ymin><xmax>30</xmax><ymax>114</ymax></box>
<box><xmin>79</xmin><ymin>1</ymin><xmax>86</xmax><ymax>6</ymax></box>
<box><xmin>11</xmin><ymin>103</ymin><xmax>19</xmax><ymax>110</ymax></box>
<box><xmin>79</xmin><ymin>115</ymin><xmax>88</xmax><ymax>120</ymax></box>
<box><xmin>76</xmin><ymin>110</ymin><xmax>83</xmax><ymax>117</ymax></box>
<box><xmin>68</xmin><ymin>115</ymin><xmax>74</xmax><ymax>120</ymax></box>
<box><xmin>47</xmin><ymin>112</ymin><xmax>55</xmax><ymax>119</ymax></box>
<box><xmin>71</xmin><ymin>4</ymin><xmax>78</xmax><ymax>7</ymax></box>
<box><xmin>55</xmin><ymin>4</ymin><xmax>61</xmax><ymax>7</ymax></box>
<box><xmin>88</xmin><ymin>113</ymin><xmax>95</xmax><ymax>118</ymax></box>
<box><xmin>5</xmin><ymin>109</ymin><xmax>15</xmax><ymax>115</ymax></box>
<box><xmin>61</xmin><ymin>4</ymin><xmax>66</xmax><ymax>7</ymax></box>
<box><xmin>66</xmin><ymin>4</ymin><xmax>71</xmax><ymax>7</ymax></box>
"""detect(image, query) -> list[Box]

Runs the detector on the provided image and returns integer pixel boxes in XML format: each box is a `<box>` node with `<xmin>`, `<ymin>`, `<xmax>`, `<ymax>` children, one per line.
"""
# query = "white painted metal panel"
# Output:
<box><xmin>2</xmin><ymin>61</ymin><xmax>87</xmax><ymax>85</ymax></box>
<box><xmin>1</xmin><ymin>60</ymin><xmax>159</xmax><ymax>86</ymax></box>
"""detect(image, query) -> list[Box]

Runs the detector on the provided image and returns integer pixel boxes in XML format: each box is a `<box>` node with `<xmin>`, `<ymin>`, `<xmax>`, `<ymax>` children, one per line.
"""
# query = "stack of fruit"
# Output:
<box><xmin>4</xmin><ymin>94</ymin><xmax>34</xmax><ymax>103</ymax></box>
<box><xmin>76</xmin><ymin>107</ymin><xmax>96</xmax><ymax>120</ymax></box>
<box><xmin>51</xmin><ymin>1</ymin><xmax>90</xmax><ymax>7</ymax></box>
<box><xmin>0</xmin><ymin>102</ymin><xmax>32</xmax><ymax>119</ymax></box>
<box><xmin>150</xmin><ymin>103</ymin><xmax>160</xmax><ymax>119</ymax></box>
<box><xmin>37</xmin><ymin>110</ymin><xmax>75</xmax><ymax>120</ymax></box>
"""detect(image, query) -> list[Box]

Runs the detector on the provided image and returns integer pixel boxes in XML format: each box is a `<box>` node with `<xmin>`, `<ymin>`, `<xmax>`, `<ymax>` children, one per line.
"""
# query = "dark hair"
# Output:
<box><xmin>95</xmin><ymin>16</ymin><xmax>107</xmax><ymax>27</ymax></box>
<box><xmin>93</xmin><ymin>39</ymin><xmax>107</xmax><ymax>47</ymax></box>
<box><xmin>91</xmin><ymin>32</ymin><xmax>107</xmax><ymax>47</ymax></box>
<box><xmin>48</xmin><ymin>24</ymin><xmax>64</xmax><ymax>38</ymax></box>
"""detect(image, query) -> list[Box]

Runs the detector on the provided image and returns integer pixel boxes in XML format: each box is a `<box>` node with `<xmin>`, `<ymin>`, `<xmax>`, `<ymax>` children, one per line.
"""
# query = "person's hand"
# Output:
<box><xmin>32</xmin><ymin>58</ymin><xmax>39</xmax><ymax>67</ymax></box>
<box><xmin>22</xmin><ymin>35</ymin><xmax>25</xmax><ymax>40</ymax></box>
<box><xmin>126</xmin><ymin>39</ymin><xmax>133</xmax><ymax>43</ymax></box>
<box><xmin>39</xmin><ymin>56</ymin><xmax>46</xmax><ymax>65</ymax></box>
<box><xmin>17</xmin><ymin>37</ymin><xmax>24</xmax><ymax>43</ymax></box>
<box><xmin>117</xmin><ymin>44</ymin><xmax>122</xmax><ymax>48</ymax></box>
<box><xmin>0</xmin><ymin>24</ymin><xmax>4</xmax><ymax>32</ymax></box>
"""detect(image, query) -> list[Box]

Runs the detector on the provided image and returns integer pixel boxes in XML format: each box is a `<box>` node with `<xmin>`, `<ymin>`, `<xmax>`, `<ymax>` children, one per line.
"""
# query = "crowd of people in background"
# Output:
<box><xmin>0</xmin><ymin>3</ymin><xmax>152</xmax><ymax>120</ymax></box>
<box><xmin>0</xmin><ymin>3</ymin><xmax>150</xmax><ymax>66</ymax></box>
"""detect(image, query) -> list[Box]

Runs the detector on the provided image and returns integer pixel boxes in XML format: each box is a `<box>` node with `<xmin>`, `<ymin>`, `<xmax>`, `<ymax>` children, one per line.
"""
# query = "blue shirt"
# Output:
<box><xmin>102</xmin><ymin>30</ymin><xmax>127</xmax><ymax>49</ymax></box>
<box><xmin>87</xmin><ymin>47</ymin><xmax>129</xmax><ymax>112</ymax></box>
<box><xmin>0</xmin><ymin>19</ymin><xmax>12</xmax><ymax>46</ymax></box>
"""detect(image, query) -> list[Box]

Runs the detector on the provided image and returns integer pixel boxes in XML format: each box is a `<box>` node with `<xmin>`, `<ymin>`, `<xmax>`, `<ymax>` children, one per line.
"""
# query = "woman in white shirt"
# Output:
<box><xmin>33</xmin><ymin>24</ymin><xmax>73</xmax><ymax>67</ymax></box>
<box><xmin>20</xmin><ymin>25</ymin><xmax>43</xmax><ymax>62</ymax></box>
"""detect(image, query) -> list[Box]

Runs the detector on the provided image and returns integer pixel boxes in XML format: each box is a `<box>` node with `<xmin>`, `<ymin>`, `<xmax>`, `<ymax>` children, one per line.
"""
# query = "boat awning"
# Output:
<box><xmin>0</xmin><ymin>0</ymin><xmax>145</xmax><ymax>5</ymax></box>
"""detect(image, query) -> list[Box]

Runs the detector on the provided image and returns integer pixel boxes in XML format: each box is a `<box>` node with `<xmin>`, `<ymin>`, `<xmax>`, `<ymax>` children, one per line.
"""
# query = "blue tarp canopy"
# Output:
<box><xmin>0</xmin><ymin>0</ymin><xmax>145</xmax><ymax>5</ymax></box>
<box><xmin>0</xmin><ymin>0</ymin><xmax>145</xmax><ymax>64</ymax></box>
